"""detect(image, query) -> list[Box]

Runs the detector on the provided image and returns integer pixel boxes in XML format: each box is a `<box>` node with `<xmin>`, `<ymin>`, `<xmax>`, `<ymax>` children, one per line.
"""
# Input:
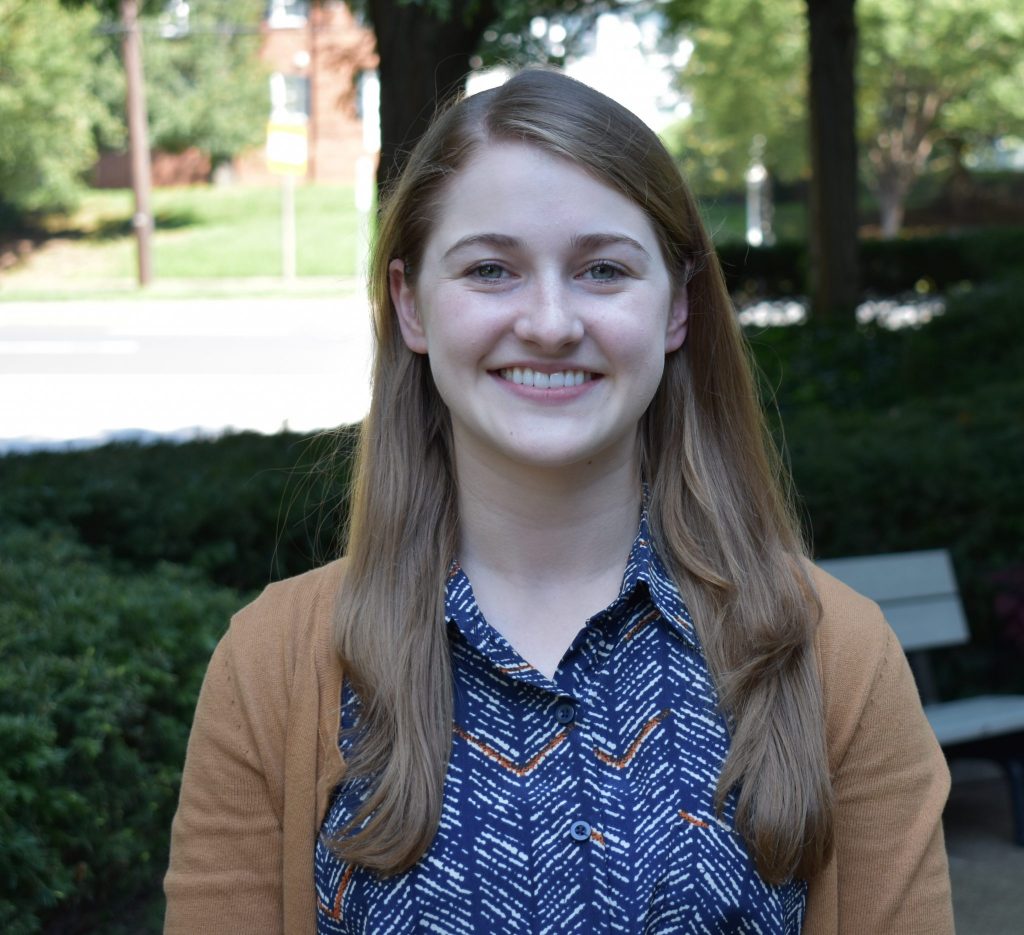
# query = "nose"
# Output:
<box><xmin>512</xmin><ymin>275</ymin><xmax>584</xmax><ymax>350</ymax></box>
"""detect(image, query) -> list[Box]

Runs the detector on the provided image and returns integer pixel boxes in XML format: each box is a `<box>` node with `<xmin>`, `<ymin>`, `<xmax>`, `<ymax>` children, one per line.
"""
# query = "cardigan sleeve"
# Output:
<box><xmin>821</xmin><ymin>605</ymin><xmax>954</xmax><ymax>933</ymax></box>
<box><xmin>163</xmin><ymin>626</ymin><xmax>287</xmax><ymax>934</ymax></box>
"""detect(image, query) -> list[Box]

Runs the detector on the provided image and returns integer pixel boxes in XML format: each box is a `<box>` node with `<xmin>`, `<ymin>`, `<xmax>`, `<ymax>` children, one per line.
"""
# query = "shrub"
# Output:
<box><xmin>0</xmin><ymin>427</ymin><xmax>357</xmax><ymax>592</ymax></box>
<box><xmin>779</xmin><ymin>383</ymin><xmax>1024</xmax><ymax>696</ymax></box>
<box><xmin>0</xmin><ymin>527</ymin><xmax>245</xmax><ymax>933</ymax></box>
<box><xmin>746</xmin><ymin>280</ymin><xmax>1024</xmax><ymax>696</ymax></box>
<box><xmin>716</xmin><ymin>227</ymin><xmax>1024</xmax><ymax>298</ymax></box>
<box><xmin>747</xmin><ymin>276</ymin><xmax>1024</xmax><ymax>412</ymax></box>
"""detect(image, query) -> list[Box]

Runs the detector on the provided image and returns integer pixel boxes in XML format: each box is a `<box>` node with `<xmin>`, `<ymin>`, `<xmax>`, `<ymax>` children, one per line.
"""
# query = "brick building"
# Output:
<box><xmin>94</xmin><ymin>0</ymin><xmax>377</xmax><ymax>187</ymax></box>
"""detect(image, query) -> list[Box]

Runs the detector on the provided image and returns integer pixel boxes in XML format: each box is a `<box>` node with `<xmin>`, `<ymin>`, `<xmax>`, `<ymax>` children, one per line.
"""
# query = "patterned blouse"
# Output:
<box><xmin>315</xmin><ymin>515</ymin><xmax>806</xmax><ymax>933</ymax></box>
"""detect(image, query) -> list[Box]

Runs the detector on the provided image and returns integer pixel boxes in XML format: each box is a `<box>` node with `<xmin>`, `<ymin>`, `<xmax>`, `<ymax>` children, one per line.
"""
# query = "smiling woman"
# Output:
<box><xmin>164</xmin><ymin>70</ymin><xmax>954</xmax><ymax>935</ymax></box>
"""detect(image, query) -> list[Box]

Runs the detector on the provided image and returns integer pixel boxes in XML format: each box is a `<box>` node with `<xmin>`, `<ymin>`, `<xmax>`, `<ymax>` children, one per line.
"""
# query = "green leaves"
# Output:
<box><xmin>0</xmin><ymin>528</ymin><xmax>243</xmax><ymax>930</ymax></box>
<box><xmin>662</xmin><ymin>0</ymin><xmax>1024</xmax><ymax>231</ymax></box>
<box><xmin>0</xmin><ymin>427</ymin><xmax>357</xmax><ymax>928</ymax></box>
<box><xmin>135</xmin><ymin>0</ymin><xmax>269</xmax><ymax>164</ymax></box>
<box><xmin>0</xmin><ymin>0</ymin><xmax>111</xmax><ymax>214</ymax></box>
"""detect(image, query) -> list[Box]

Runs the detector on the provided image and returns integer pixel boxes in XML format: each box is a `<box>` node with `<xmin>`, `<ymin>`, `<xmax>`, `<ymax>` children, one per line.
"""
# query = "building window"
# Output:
<box><xmin>270</xmin><ymin>72</ymin><xmax>311</xmax><ymax>120</ymax></box>
<box><xmin>267</xmin><ymin>0</ymin><xmax>309</xmax><ymax>28</ymax></box>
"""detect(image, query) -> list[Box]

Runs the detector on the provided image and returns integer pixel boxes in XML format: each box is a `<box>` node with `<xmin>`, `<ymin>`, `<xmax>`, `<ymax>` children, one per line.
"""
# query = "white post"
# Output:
<box><xmin>745</xmin><ymin>162</ymin><xmax>767</xmax><ymax>247</ymax></box>
<box><xmin>282</xmin><ymin>173</ymin><xmax>296</xmax><ymax>281</ymax></box>
<box><xmin>356</xmin><ymin>71</ymin><xmax>381</xmax><ymax>276</ymax></box>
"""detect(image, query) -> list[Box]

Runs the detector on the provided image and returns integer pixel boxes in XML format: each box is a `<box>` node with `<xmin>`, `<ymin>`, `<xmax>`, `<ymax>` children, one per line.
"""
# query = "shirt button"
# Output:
<box><xmin>554</xmin><ymin>701</ymin><xmax>576</xmax><ymax>725</ymax></box>
<box><xmin>569</xmin><ymin>820</ymin><xmax>592</xmax><ymax>842</ymax></box>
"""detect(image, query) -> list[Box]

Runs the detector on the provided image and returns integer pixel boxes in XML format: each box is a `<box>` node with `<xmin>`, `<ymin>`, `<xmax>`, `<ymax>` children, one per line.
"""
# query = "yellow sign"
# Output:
<box><xmin>266</xmin><ymin>120</ymin><xmax>308</xmax><ymax>176</ymax></box>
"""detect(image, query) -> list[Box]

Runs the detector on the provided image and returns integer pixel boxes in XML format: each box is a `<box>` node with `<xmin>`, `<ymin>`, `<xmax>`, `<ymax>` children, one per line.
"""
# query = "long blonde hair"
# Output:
<box><xmin>332</xmin><ymin>68</ymin><xmax>832</xmax><ymax>883</ymax></box>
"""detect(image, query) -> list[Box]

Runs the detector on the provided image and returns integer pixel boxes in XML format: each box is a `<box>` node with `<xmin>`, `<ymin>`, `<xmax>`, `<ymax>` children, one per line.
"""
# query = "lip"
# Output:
<box><xmin>495</xmin><ymin>362</ymin><xmax>600</xmax><ymax>376</ymax></box>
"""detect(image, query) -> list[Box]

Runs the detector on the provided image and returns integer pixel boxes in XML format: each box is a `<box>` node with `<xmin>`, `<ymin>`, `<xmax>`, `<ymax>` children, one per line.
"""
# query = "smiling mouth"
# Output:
<box><xmin>497</xmin><ymin>367</ymin><xmax>594</xmax><ymax>389</ymax></box>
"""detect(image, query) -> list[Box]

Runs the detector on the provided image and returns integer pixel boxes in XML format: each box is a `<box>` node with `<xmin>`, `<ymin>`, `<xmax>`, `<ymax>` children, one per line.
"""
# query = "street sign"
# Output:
<box><xmin>266</xmin><ymin>119</ymin><xmax>308</xmax><ymax>177</ymax></box>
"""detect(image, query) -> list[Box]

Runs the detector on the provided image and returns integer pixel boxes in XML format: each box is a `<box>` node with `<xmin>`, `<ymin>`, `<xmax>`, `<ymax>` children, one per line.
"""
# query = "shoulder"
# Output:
<box><xmin>805</xmin><ymin>561</ymin><xmax>914</xmax><ymax>769</ymax></box>
<box><xmin>802</xmin><ymin>562</ymin><xmax>953</xmax><ymax>931</ymax></box>
<box><xmin>219</xmin><ymin>558</ymin><xmax>348</xmax><ymax>701</ymax></box>
<box><xmin>807</xmin><ymin>560</ymin><xmax>892</xmax><ymax>670</ymax></box>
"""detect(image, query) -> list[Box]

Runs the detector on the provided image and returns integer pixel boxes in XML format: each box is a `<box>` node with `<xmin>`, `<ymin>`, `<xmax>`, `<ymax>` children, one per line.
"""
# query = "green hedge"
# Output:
<box><xmin>0</xmin><ymin>427</ymin><xmax>357</xmax><ymax>593</ymax></box>
<box><xmin>0</xmin><ymin>527</ymin><xmax>245</xmax><ymax>933</ymax></box>
<box><xmin>747</xmin><ymin>276</ymin><xmax>1024</xmax><ymax>412</ymax></box>
<box><xmin>779</xmin><ymin>385</ymin><xmax>1024</xmax><ymax>696</ymax></box>
<box><xmin>717</xmin><ymin>227</ymin><xmax>1024</xmax><ymax>297</ymax></box>
<box><xmin>746</xmin><ymin>285</ymin><xmax>1024</xmax><ymax>695</ymax></box>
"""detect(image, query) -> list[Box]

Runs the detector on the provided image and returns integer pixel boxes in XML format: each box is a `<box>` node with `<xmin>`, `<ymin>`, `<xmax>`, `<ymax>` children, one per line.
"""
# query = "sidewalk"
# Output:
<box><xmin>945</xmin><ymin>760</ymin><xmax>1024</xmax><ymax>934</ymax></box>
<box><xmin>0</xmin><ymin>289</ymin><xmax>373</xmax><ymax>451</ymax></box>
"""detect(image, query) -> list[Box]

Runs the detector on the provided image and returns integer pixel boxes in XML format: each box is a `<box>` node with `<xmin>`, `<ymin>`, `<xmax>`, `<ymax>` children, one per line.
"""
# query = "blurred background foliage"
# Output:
<box><xmin>662</xmin><ymin>0</ymin><xmax>1024</xmax><ymax>236</ymax></box>
<box><xmin>0</xmin><ymin>0</ymin><xmax>267</xmax><ymax>221</ymax></box>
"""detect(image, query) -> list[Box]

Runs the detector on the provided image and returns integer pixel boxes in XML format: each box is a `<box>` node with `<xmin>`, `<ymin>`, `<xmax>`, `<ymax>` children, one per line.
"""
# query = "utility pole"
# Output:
<box><xmin>121</xmin><ymin>0</ymin><xmax>154</xmax><ymax>286</ymax></box>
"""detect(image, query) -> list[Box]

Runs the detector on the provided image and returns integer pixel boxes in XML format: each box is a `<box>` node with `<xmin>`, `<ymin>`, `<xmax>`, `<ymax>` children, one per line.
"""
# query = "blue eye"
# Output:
<box><xmin>472</xmin><ymin>263</ymin><xmax>506</xmax><ymax>280</ymax></box>
<box><xmin>585</xmin><ymin>262</ymin><xmax>623</xmax><ymax>281</ymax></box>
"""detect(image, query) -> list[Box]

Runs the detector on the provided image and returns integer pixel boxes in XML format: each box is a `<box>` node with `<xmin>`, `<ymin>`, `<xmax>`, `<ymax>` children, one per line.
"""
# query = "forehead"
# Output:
<box><xmin>424</xmin><ymin>142</ymin><xmax>663</xmax><ymax>255</ymax></box>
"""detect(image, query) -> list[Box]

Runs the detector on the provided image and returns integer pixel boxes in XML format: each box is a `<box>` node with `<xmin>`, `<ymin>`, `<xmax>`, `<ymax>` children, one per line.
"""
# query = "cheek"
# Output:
<box><xmin>422</xmin><ymin>292</ymin><xmax>507</xmax><ymax>363</ymax></box>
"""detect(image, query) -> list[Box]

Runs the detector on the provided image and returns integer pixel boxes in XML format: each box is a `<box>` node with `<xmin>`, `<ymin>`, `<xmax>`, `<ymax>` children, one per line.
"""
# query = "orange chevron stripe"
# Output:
<box><xmin>498</xmin><ymin>662</ymin><xmax>534</xmax><ymax>674</ymax></box>
<box><xmin>317</xmin><ymin>863</ymin><xmax>354</xmax><ymax>920</ymax></box>
<box><xmin>678</xmin><ymin>810</ymin><xmax>710</xmax><ymax>829</ymax></box>
<box><xmin>593</xmin><ymin>709</ymin><xmax>671</xmax><ymax>768</ymax></box>
<box><xmin>454</xmin><ymin>724</ymin><xmax>572</xmax><ymax>776</ymax></box>
<box><xmin>624</xmin><ymin>608</ymin><xmax>661</xmax><ymax>641</ymax></box>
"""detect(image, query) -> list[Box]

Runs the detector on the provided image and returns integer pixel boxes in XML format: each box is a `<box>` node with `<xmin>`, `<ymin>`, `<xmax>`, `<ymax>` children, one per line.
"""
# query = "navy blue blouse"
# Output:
<box><xmin>315</xmin><ymin>516</ymin><xmax>806</xmax><ymax>933</ymax></box>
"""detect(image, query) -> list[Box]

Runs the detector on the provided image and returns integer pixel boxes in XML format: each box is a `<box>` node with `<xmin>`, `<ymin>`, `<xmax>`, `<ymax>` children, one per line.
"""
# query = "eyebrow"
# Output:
<box><xmin>570</xmin><ymin>232</ymin><xmax>651</xmax><ymax>259</ymax></box>
<box><xmin>442</xmin><ymin>233</ymin><xmax>522</xmax><ymax>261</ymax></box>
<box><xmin>442</xmin><ymin>231</ymin><xmax>652</xmax><ymax>261</ymax></box>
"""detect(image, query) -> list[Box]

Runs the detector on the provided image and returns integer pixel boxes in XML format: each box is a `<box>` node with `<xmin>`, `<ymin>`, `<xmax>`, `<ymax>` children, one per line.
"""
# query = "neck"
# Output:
<box><xmin>454</xmin><ymin>439</ymin><xmax>643</xmax><ymax>588</ymax></box>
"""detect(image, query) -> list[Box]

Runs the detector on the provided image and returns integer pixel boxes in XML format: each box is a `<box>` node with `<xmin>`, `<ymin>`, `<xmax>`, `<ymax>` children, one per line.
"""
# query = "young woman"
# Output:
<box><xmin>165</xmin><ymin>70</ymin><xmax>953</xmax><ymax>934</ymax></box>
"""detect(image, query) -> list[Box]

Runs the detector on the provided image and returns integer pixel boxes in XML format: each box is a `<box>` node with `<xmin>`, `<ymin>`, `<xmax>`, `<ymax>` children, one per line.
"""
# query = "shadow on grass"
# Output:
<box><xmin>74</xmin><ymin>207</ymin><xmax>200</xmax><ymax>241</ymax></box>
<box><xmin>1</xmin><ymin>207</ymin><xmax>197</xmax><ymax>241</ymax></box>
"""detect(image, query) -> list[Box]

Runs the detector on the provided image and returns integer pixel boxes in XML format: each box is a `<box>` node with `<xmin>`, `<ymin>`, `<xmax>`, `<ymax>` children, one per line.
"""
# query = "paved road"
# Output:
<box><xmin>0</xmin><ymin>294</ymin><xmax>373</xmax><ymax>451</ymax></box>
<box><xmin>945</xmin><ymin>760</ymin><xmax>1024</xmax><ymax>934</ymax></box>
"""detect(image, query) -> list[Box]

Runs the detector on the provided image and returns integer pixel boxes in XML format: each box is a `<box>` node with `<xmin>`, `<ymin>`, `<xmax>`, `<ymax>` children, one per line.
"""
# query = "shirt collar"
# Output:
<box><xmin>624</xmin><ymin>508</ymin><xmax>699</xmax><ymax>650</ymax></box>
<box><xmin>445</xmin><ymin>508</ymin><xmax>699</xmax><ymax>655</ymax></box>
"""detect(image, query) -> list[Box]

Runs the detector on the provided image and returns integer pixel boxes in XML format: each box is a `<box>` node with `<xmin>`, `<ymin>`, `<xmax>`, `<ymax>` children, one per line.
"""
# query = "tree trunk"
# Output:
<box><xmin>806</xmin><ymin>0</ymin><xmax>859</xmax><ymax>318</ymax></box>
<box><xmin>878</xmin><ymin>183</ymin><xmax>905</xmax><ymax>239</ymax></box>
<box><xmin>367</xmin><ymin>0</ymin><xmax>496</xmax><ymax>193</ymax></box>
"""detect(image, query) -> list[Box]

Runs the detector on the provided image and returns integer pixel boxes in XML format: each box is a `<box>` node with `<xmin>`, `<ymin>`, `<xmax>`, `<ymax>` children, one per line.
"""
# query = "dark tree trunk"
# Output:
<box><xmin>806</xmin><ymin>0</ymin><xmax>859</xmax><ymax>318</ymax></box>
<box><xmin>367</xmin><ymin>0</ymin><xmax>496</xmax><ymax>193</ymax></box>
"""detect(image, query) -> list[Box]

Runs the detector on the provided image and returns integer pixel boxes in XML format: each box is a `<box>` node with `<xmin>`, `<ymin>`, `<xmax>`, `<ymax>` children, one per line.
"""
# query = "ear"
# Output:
<box><xmin>389</xmin><ymin>258</ymin><xmax>428</xmax><ymax>355</ymax></box>
<box><xmin>664</xmin><ymin>287</ymin><xmax>689</xmax><ymax>353</ymax></box>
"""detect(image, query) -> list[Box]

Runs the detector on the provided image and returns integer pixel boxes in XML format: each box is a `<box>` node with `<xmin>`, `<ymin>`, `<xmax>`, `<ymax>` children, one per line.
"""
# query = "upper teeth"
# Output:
<box><xmin>499</xmin><ymin>368</ymin><xmax>591</xmax><ymax>388</ymax></box>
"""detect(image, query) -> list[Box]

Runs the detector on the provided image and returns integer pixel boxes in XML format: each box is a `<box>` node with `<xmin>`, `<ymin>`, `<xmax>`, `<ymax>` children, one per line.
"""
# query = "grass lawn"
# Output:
<box><xmin>0</xmin><ymin>183</ymin><xmax>363</xmax><ymax>298</ymax></box>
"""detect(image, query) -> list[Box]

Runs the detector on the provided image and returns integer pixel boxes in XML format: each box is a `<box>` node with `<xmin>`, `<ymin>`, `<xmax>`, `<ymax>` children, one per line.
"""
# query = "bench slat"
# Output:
<box><xmin>925</xmin><ymin>696</ymin><xmax>1024</xmax><ymax>746</ymax></box>
<box><xmin>818</xmin><ymin>550</ymin><xmax>957</xmax><ymax>601</ymax></box>
<box><xmin>820</xmin><ymin>548</ymin><xmax>1024</xmax><ymax>845</ymax></box>
<box><xmin>876</xmin><ymin>596</ymin><xmax>969</xmax><ymax>651</ymax></box>
<box><xmin>818</xmin><ymin>551</ymin><xmax>969</xmax><ymax>650</ymax></box>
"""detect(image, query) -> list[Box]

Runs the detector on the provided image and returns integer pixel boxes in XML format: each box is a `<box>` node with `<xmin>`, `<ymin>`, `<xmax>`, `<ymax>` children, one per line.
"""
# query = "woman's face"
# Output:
<box><xmin>390</xmin><ymin>142</ymin><xmax>688</xmax><ymax>474</ymax></box>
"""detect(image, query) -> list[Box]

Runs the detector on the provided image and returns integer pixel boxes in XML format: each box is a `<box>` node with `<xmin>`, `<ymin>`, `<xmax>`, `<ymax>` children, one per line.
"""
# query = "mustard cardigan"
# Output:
<box><xmin>164</xmin><ymin>560</ymin><xmax>954</xmax><ymax>934</ymax></box>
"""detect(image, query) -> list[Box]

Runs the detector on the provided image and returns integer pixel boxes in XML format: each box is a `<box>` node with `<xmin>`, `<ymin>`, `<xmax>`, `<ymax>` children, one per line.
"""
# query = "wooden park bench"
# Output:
<box><xmin>818</xmin><ymin>549</ymin><xmax>1024</xmax><ymax>845</ymax></box>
